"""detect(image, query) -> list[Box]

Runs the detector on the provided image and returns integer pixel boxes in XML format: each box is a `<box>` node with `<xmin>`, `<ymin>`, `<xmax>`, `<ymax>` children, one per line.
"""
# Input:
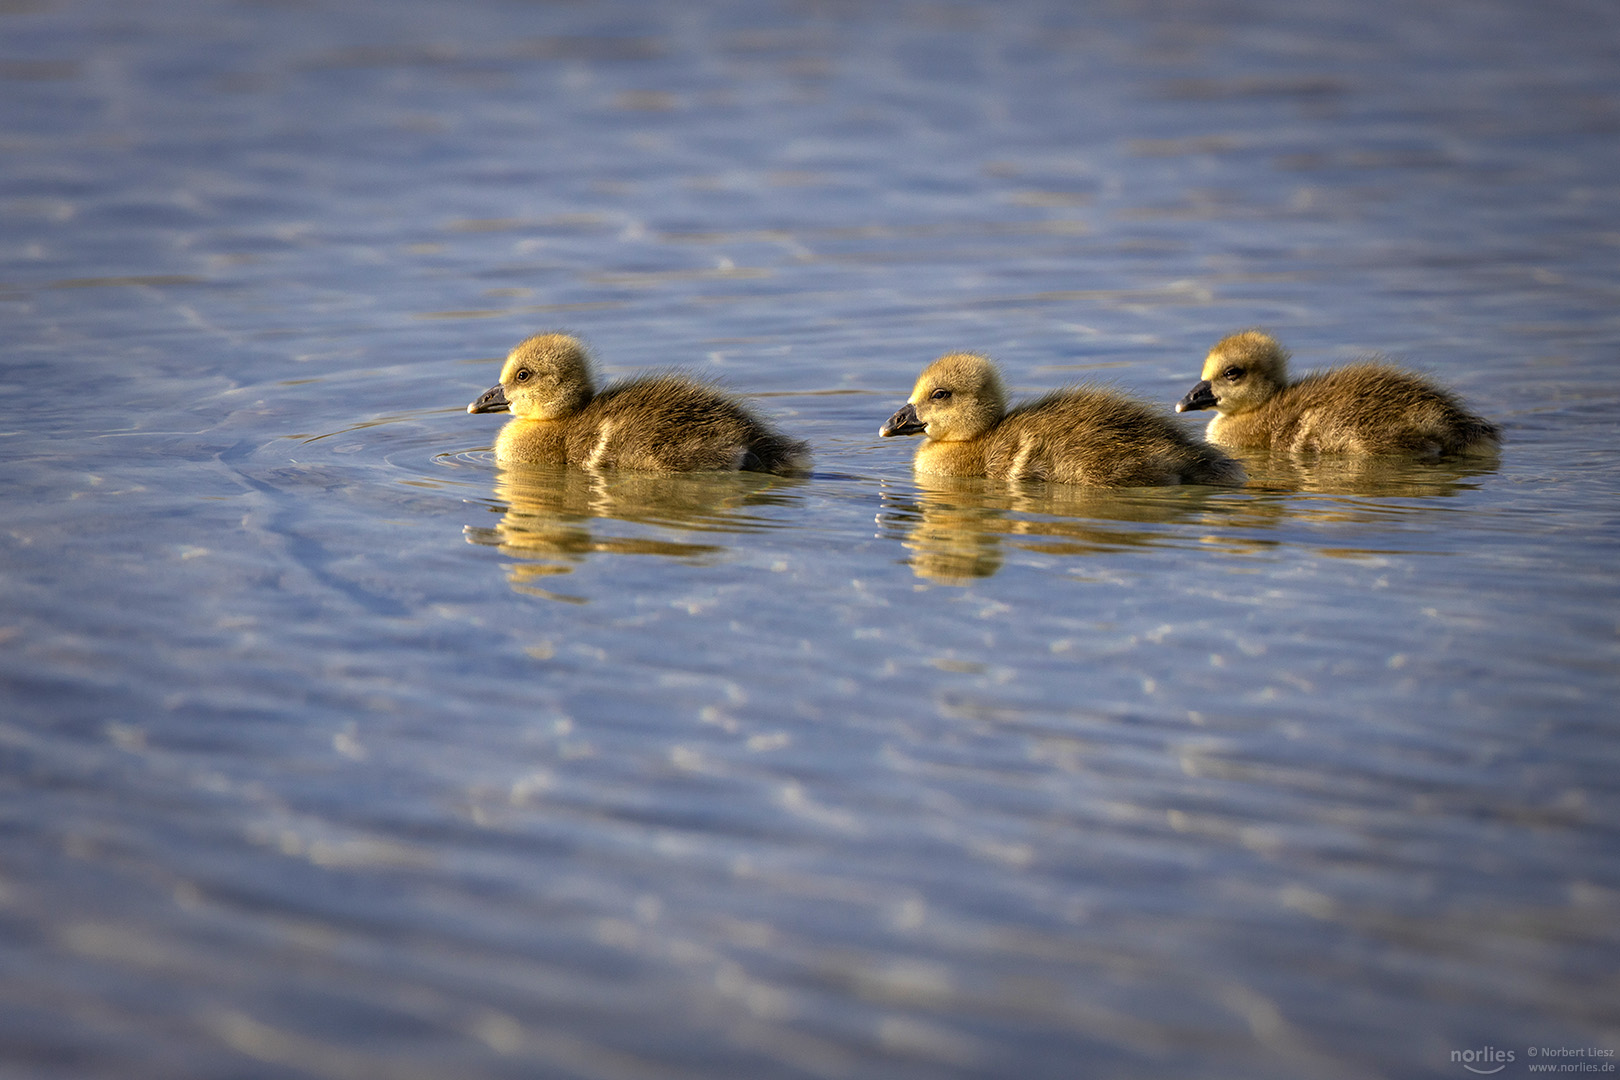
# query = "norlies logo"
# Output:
<box><xmin>1454</xmin><ymin>1047</ymin><xmax>1516</xmax><ymax>1074</ymax></box>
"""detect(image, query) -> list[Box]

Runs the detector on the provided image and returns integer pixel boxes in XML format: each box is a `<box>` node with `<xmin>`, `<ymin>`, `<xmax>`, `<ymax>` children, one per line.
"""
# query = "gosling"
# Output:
<box><xmin>1176</xmin><ymin>330</ymin><xmax>1500</xmax><ymax>456</ymax></box>
<box><xmin>467</xmin><ymin>333</ymin><xmax>811</xmax><ymax>474</ymax></box>
<box><xmin>879</xmin><ymin>352</ymin><xmax>1245</xmax><ymax>487</ymax></box>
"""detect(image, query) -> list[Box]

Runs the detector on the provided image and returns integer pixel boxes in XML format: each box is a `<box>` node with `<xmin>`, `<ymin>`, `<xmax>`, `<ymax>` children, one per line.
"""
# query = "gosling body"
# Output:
<box><xmin>468</xmin><ymin>333</ymin><xmax>810</xmax><ymax>474</ymax></box>
<box><xmin>880</xmin><ymin>352</ymin><xmax>1244</xmax><ymax>487</ymax></box>
<box><xmin>1176</xmin><ymin>330</ymin><xmax>1499</xmax><ymax>456</ymax></box>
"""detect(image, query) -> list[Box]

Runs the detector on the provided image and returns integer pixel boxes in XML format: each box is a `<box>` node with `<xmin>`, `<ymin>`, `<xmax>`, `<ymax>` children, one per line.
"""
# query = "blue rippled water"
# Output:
<box><xmin>2</xmin><ymin>1</ymin><xmax>1617</xmax><ymax>1077</ymax></box>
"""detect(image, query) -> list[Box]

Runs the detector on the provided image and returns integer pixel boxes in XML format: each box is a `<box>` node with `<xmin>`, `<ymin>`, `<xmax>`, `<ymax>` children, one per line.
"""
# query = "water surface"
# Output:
<box><xmin>3</xmin><ymin>0</ymin><xmax>1618</xmax><ymax>1077</ymax></box>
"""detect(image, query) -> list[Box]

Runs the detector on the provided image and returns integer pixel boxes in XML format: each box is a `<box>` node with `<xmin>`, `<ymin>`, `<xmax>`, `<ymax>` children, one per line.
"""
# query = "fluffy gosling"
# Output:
<box><xmin>1176</xmin><ymin>330</ymin><xmax>1500</xmax><ymax>456</ymax></box>
<box><xmin>468</xmin><ymin>333</ymin><xmax>810</xmax><ymax>474</ymax></box>
<box><xmin>880</xmin><ymin>351</ymin><xmax>1244</xmax><ymax>487</ymax></box>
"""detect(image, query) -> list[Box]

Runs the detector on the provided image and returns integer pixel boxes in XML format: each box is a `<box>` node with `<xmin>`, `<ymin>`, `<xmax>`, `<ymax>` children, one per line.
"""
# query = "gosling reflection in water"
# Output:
<box><xmin>1234</xmin><ymin>447</ymin><xmax>1500</xmax><ymax>499</ymax></box>
<box><xmin>465</xmin><ymin>462</ymin><xmax>800</xmax><ymax>596</ymax></box>
<box><xmin>879</xmin><ymin>475</ymin><xmax>1230</xmax><ymax>585</ymax></box>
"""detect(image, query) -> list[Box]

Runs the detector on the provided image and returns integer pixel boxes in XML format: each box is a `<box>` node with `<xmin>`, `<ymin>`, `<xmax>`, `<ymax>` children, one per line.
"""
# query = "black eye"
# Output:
<box><xmin>931</xmin><ymin>388</ymin><xmax>951</xmax><ymax>400</ymax></box>
<box><xmin>1222</xmin><ymin>367</ymin><xmax>1243</xmax><ymax>381</ymax></box>
<box><xmin>515</xmin><ymin>369</ymin><xmax>530</xmax><ymax>382</ymax></box>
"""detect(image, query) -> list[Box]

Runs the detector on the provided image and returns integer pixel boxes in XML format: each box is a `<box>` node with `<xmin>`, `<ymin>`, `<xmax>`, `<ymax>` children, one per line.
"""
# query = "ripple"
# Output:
<box><xmin>9</xmin><ymin>1</ymin><xmax>1619</xmax><ymax>1077</ymax></box>
<box><xmin>430</xmin><ymin>447</ymin><xmax>498</xmax><ymax>470</ymax></box>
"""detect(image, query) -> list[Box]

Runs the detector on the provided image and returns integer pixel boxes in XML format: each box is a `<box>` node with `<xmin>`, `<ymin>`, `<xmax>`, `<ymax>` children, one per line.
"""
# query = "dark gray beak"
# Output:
<box><xmin>468</xmin><ymin>384</ymin><xmax>510</xmax><ymax>414</ymax></box>
<box><xmin>879</xmin><ymin>402</ymin><xmax>926</xmax><ymax>437</ymax></box>
<box><xmin>1175</xmin><ymin>380</ymin><xmax>1217</xmax><ymax>413</ymax></box>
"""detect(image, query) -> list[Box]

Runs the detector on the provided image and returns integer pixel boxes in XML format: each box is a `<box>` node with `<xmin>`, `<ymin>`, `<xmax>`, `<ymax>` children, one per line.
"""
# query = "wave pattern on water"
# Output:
<box><xmin>1</xmin><ymin>0</ymin><xmax>1618</xmax><ymax>1077</ymax></box>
